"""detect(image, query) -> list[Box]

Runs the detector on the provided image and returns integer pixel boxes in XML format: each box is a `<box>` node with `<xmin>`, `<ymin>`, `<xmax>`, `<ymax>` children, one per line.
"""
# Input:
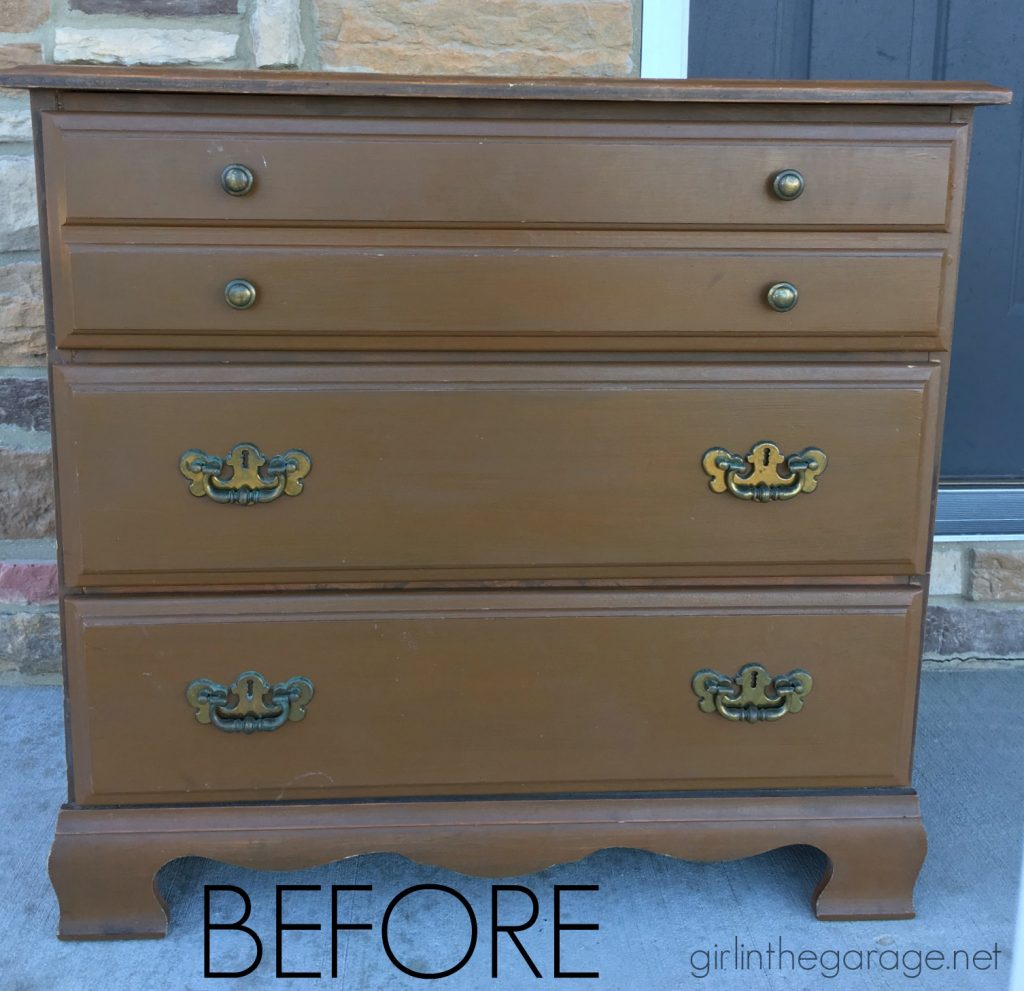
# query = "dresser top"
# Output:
<box><xmin>0</xmin><ymin>65</ymin><xmax>1011</xmax><ymax>106</ymax></box>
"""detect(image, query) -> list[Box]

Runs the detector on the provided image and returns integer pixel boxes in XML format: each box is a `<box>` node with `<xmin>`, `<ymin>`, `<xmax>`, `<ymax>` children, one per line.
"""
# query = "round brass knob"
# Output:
<box><xmin>220</xmin><ymin>164</ymin><xmax>254</xmax><ymax>196</ymax></box>
<box><xmin>771</xmin><ymin>169</ymin><xmax>805</xmax><ymax>200</ymax></box>
<box><xmin>224</xmin><ymin>279</ymin><xmax>257</xmax><ymax>310</ymax></box>
<box><xmin>766</xmin><ymin>282</ymin><xmax>799</xmax><ymax>312</ymax></box>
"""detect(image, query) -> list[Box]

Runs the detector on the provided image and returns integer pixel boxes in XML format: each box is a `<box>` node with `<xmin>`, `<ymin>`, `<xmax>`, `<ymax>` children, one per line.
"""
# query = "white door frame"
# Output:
<box><xmin>640</xmin><ymin>0</ymin><xmax>690</xmax><ymax>78</ymax></box>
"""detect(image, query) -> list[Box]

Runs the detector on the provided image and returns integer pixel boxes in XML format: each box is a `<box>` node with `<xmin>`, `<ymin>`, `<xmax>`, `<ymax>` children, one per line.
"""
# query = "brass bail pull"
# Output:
<box><xmin>692</xmin><ymin>664</ymin><xmax>813</xmax><ymax>722</ymax></box>
<box><xmin>186</xmin><ymin>671</ymin><xmax>315</xmax><ymax>735</ymax></box>
<box><xmin>179</xmin><ymin>443</ymin><xmax>312</xmax><ymax>505</ymax></box>
<box><xmin>701</xmin><ymin>441</ymin><xmax>827</xmax><ymax>502</ymax></box>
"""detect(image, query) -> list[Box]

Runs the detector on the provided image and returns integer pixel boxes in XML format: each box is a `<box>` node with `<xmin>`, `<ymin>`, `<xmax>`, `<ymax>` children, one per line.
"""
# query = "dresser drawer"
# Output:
<box><xmin>53</xmin><ymin>362</ymin><xmax>939</xmax><ymax>586</ymax></box>
<box><xmin>64</xmin><ymin>588</ymin><xmax>922</xmax><ymax>805</ymax></box>
<box><xmin>53</xmin><ymin>233</ymin><xmax>950</xmax><ymax>352</ymax></box>
<box><xmin>43</xmin><ymin>114</ymin><xmax>961</xmax><ymax>230</ymax></box>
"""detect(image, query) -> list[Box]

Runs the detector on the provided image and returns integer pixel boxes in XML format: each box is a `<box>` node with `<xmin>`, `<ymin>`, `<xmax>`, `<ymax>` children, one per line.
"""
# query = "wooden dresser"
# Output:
<box><xmin>1</xmin><ymin>66</ymin><xmax>1010</xmax><ymax>939</ymax></box>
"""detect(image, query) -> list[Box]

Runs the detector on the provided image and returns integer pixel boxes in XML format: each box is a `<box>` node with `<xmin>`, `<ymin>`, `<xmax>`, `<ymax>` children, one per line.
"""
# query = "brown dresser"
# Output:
<box><xmin>1</xmin><ymin>66</ymin><xmax>1010</xmax><ymax>938</ymax></box>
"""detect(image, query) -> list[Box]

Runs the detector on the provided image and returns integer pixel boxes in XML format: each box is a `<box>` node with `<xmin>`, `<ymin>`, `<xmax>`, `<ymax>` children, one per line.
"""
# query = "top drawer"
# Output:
<box><xmin>42</xmin><ymin>114</ymin><xmax>963</xmax><ymax>231</ymax></box>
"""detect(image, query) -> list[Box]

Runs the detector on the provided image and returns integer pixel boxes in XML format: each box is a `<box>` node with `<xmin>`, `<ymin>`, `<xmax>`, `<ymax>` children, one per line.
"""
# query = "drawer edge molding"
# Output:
<box><xmin>52</xmin><ymin>238</ymin><xmax>953</xmax><ymax>352</ymax></box>
<box><xmin>52</xmin><ymin>361</ymin><xmax>941</xmax><ymax>587</ymax></box>
<box><xmin>43</xmin><ymin>114</ymin><xmax>963</xmax><ymax>231</ymax></box>
<box><xmin>63</xmin><ymin>586</ymin><xmax>924</xmax><ymax>806</ymax></box>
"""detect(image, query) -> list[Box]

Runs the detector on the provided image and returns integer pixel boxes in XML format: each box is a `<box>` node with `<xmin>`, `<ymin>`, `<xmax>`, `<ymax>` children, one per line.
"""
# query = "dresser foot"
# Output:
<box><xmin>49</xmin><ymin>819</ymin><xmax>170</xmax><ymax>939</ymax></box>
<box><xmin>812</xmin><ymin>809</ymin><xmax>927</xmax><ymax>921</ymax></box>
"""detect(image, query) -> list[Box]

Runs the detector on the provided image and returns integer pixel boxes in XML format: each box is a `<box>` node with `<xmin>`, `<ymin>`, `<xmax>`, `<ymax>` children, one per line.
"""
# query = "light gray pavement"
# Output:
<box><xmin>0</xmin><ymin>670</ymin><xmax>1021</xmax><ymax>991</ymax></box>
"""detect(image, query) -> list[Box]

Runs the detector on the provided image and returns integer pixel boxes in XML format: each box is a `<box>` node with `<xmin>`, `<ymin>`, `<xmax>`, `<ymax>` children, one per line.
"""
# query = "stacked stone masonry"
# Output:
<box><xmin>0</xmin><ymin>0</ymin><xmax>1018</xmax><ymax>679</ymax></box>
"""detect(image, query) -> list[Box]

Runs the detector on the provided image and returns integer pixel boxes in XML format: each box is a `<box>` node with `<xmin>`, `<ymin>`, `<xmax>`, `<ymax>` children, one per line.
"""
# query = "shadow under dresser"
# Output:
<box><xmin>0</xmin><ymin>65</ymin><xmax>1010</xmax><ymax>938</ymax></box>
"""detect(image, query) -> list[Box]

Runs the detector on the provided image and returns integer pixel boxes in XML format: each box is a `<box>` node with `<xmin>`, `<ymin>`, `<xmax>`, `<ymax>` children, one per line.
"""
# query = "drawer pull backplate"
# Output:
<box><xmin>691</xmin><ymin>664</ymin><xmax>813</xmax><ymax>722</ymax></box>
<box><xmin>702</xmin><ymin>441</ymin><xmax>826</xmax><ymax>502</ymax></box>
<box><xmin>179</xmin><ymin>442</ymin><xmax>312</xmax><ymax>505</ymax></box>
<box><xmin>186</xmin><ymin>670</ymin><xmax>315</xmax><ymax>735</ymax></box>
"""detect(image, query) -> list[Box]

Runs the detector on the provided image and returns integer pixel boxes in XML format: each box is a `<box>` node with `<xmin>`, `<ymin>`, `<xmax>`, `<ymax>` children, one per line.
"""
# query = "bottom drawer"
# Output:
<box><xmin>65</xmin><ymin>588</ymin><xmax>923</xmax><ymax>805</ymax></box>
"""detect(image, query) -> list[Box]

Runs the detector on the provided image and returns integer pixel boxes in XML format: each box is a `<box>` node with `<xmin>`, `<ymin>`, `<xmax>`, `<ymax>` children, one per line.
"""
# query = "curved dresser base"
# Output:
<box><xmin>49</xmin><ymin>792</ymin><xmax>927</xmax><ymax>939</ymax></box>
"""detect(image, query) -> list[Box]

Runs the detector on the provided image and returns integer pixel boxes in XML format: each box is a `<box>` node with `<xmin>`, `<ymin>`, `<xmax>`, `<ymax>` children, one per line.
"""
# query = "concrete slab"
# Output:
<box><xmin>0</xmin><ymin>671</ymin><xmax>1021</xmax><ymax>990</ymax></box>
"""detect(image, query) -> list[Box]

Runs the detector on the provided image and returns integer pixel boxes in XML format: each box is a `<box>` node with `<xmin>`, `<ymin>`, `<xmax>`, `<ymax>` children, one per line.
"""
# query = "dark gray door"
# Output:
<box><xmin>690</xmin><ymin>0</ymin><xmax>1022</xmax><ymax>482</ymax></box>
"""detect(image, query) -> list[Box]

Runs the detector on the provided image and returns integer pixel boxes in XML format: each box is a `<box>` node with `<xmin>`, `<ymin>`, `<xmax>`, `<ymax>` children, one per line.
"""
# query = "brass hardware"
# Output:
<box><xmin>766</xmin><ymin>281</ymin><xmax>799</xmax><ymax>312</ymax></box>
<box><xmin>224</xmin><ymin>279</ymin><xmax>257</xmax><ymax>310</ymax></box>
<box><xmin>220</xmin><ymin>163</ymin><xmax>254</xmax><ymax>196</ymax></box>
<box><xmin>180</xmin><ymin>442</ymin><xmax>312</xmax><ymax>505</ymax></box>
<box><xmin>771</xmin><ymin>169</ymin><xmax>805</xmax><ymax>200</ymax></box>
<box><xmin>692</xmin><ymin>664</ymin><xmax>812</xmax><ymax>722</ymax></box>
<box><xmin>186</xmin><ymin>671</ymin><xmax>314</xmax><ymax>734</ymax></box>
<box><xmin>702</xmin><ymin>441</ymin><xmax>827</xmax><ymax>502</ymax></box>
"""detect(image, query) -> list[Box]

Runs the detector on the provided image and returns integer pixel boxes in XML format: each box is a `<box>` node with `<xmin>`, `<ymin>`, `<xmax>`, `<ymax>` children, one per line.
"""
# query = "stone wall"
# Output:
<box><xmin>0</xmin><ymin>0</ymin><xmax>52</xmax><ymax>681</ymax></box>
<box><xmin>924</xmin><ymin>542</ymin><xmax>1024</xmax><ymax>667</ymax></box>
<box><xmin>0</xmin><ymin>0</ymin><xmax>639</xmax><ymax>681</ymax></box>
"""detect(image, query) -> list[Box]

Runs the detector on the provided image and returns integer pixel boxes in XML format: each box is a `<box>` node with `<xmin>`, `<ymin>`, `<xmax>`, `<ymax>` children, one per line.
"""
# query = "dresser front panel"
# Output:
<box><xmin>53</xmin><ymin>362</ymin><xmax>939</xmax><ymax>587</ymax></box>
<box><xmin>53</xmin><ymin>232</ymin><xmax>950</xmax><ymax>352</ymax></box>
<box><xmin>64</xmin><ymin>588</ymin><xmax>922</xmax><ymax>805</ymax></box>
<box><xmin>42</xmin><ymin>114</ymin><xmax>961</xmax><ymax>230</ymax></box>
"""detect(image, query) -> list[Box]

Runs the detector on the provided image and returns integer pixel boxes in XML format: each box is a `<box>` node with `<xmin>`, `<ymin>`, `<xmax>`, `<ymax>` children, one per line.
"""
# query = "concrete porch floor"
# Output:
<box><xmin>0</xmin><ymin>670</ymin><xmax>1021</xmax><ymax>990</ymax></box>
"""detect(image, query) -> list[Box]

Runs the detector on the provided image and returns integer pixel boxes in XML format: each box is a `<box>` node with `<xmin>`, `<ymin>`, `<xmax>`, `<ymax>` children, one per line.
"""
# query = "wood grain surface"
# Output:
<box><xmin>1</xmin><ymin>64</ymin><xmax>1011</xmax><ymax>104</ymax></box>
